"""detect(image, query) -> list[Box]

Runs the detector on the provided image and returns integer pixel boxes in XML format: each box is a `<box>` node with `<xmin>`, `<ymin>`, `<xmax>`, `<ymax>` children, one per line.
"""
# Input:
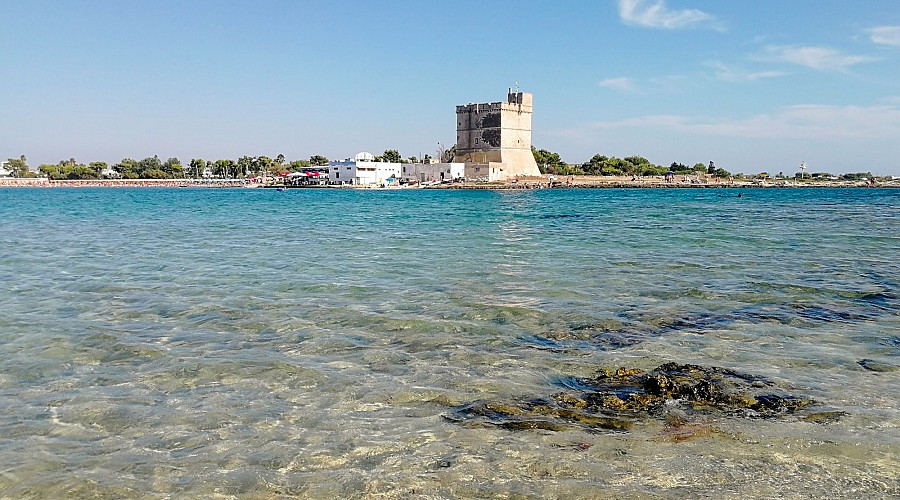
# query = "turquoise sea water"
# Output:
<box><xmin>0</xmin><ymin>187</ymin><xmax>898</xmax><ymax>498</ymax></box>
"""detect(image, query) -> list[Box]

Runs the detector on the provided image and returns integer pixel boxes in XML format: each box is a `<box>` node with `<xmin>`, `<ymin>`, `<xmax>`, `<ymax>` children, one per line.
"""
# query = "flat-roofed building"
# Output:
<box><xmin>400</xmin><ymin>160</ymin><xmax>464</xmax><ymax>184</ymax></box>
<box><xmin>329</xmin><ymin>152</ymin><xmax>401</xmax><ymax>186</ymax></box>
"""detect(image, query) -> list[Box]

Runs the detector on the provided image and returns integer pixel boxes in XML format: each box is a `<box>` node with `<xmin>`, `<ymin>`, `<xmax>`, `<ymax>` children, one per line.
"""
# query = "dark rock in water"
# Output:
<box><xmin>520</xmin><ymin>320</ymin><xmax>649</xmax><ymax>351</ymax></box>
<box><xmin>446</xmin><ymin>363</ymin><xmax>838</xmax><ymax>433</ymax></box>
<box><xmin>444</xmin><ymin>400</ymin><xmax>634</xmax><ymax>433</ymax></box>
<box><xmin>579</xmin><ymin>363</ymin><xmax>809</xmax><ymax>418</ymax></box>
<box><xmin>523</xmin><ymin>292</ymin><xmax>897</xmax><ymax>355</ymax></box>
<box><xmin>858</xmin><ymin>358</ymin><xmax>898</xmax><ymax>372</ymax></box>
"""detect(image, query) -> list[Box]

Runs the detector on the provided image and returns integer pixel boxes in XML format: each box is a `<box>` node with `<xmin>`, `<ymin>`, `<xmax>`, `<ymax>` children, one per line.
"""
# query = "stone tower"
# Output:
<box><xmin>455</xmin><ymin>89</ymin><xmax>541</xmax><ymax>180</ymax></box>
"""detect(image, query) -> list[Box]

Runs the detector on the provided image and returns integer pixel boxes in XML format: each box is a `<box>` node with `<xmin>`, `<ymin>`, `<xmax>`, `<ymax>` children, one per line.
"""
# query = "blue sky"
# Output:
<box><xmin>2</xmin><ymin>0</ymin><xmax>899</xmax><ymax>175</ymax></box>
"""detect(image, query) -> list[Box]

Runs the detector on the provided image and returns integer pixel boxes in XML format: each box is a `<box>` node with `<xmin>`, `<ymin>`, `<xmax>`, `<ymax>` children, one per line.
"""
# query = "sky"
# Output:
<box><xmin>2</xmin><ymin>0</ymin><xmax>899</xmax><ymax>175</ymax></box>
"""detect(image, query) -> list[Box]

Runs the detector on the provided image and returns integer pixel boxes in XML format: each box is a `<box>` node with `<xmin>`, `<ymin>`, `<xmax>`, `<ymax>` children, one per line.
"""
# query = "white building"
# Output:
<box><xmin>0</xmin><ymin>161</ymin><xmax>10</xmax><ymax>178</ymax></box>
<box><xmin>101</xmin><ymin>166</ymin><xmax>121</xmax><ymax>178</ymax></box>
<box><xmin>329</xmin><ymin>152</ymin><xmax>402</xmax><ymax>186</ymax></box>
<box><xmin>400</xmin><ymin>161</ymin><xmax>465</xmax><ymax>183</ymax></box>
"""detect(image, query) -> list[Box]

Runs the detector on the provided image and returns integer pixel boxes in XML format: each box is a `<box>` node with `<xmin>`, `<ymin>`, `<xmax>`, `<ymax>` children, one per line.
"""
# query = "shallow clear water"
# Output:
<box><xmin>0</xmin><ymin>187</ymin><xmax>898</xmax><ymax>498</ymax></box>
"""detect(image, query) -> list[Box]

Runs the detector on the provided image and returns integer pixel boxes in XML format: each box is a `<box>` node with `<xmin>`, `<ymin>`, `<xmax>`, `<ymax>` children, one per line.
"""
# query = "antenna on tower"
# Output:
<box><xmin>515</xmin><ymin>82</ymin><xmax>519</xmax><ymax>93</ymax></box>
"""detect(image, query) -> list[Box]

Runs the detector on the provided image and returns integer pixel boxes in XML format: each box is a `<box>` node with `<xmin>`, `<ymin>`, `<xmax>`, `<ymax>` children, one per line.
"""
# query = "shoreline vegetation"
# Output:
<box><xmin>2</xmin><ymin>150</ymin><xmax>896</xmax><ymax>189</ymax></box>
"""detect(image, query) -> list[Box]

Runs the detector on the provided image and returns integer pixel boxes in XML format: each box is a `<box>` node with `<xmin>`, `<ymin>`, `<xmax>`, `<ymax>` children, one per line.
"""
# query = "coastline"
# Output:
<box><xmin>0</xmin><ymin>178</ymin><xmax>248</xmax><ymax>188</ymax></box>
<box><xmin>1</xmin><ymin>175</ymin><xmax>896</xmax><ymax>189</ymax></box>
<box><xmin>432</xmin><ymin>174</ymin><xmax>898</xmax><ymax>189</ymax></box>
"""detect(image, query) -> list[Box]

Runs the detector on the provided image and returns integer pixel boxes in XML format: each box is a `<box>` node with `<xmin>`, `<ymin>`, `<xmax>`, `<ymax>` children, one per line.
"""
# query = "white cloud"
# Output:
<box><xmin>868</xmin><ymin>26</ymin><xmax>900</xmax><ymax>47</ymax></box>
<box><xmin>557</xmin><ymin>104</ymin><xmax>900</xmax><ymax>141</ymax></box>
<box><xmin>599</xmin><ymin>77</ymin><xmax>637</xmax><ymax>92</ymax></box>
<box><xmin>706</xmin><ymin>61</ymin><xmax>786</xmax><ymax>82</ymax></box>
<box><xmin>617</xmin><ymin>0</ymin><xmax>721</xmax><ymax>30</ymax></box>
<box><xmin>757</xmin><ymin>45</ymin><xmax>877</xmax><ymax>71</ymax></box>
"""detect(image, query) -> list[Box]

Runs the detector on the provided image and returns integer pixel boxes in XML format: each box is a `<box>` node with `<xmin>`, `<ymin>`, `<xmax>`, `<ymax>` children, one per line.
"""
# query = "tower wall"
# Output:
<box><xmin>455</xmin><ymin>91</ymin><xmax>541</xmax><ymax>179</ymax></box>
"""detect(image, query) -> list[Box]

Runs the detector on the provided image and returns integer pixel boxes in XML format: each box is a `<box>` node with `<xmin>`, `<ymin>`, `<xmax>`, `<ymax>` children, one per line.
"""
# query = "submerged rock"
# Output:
<box><xmin>522</xmin><ymin>294</ymin><xmax>898</xmax><ymax>353</ymax></box>
<box><xmin>800</xmin><ymin>411</ymin><xmax>848</xmax><ymax>424</ymax></box>
<box><xmin>446</xmin><ymin>362</ymin><xmax>838</xmax><ymax>433</ymax></box>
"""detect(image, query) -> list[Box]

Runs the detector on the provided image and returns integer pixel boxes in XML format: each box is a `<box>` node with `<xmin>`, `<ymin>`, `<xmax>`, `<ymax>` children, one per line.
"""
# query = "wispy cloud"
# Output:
<box><xmin>599</xmin><ymin>77</ymin><xmax>637</xmax><ymax>92</ymax></box>
<box><xmin>597</xmin><ymin>75</ymin><xmax>692</xmax><ymax>94</ymax></box>
<box><xmin>556</xmin><ymin>104</ymin><xmax>900</xmax><ymax>140</ymax></box>
<box><xmin>617</xmin><ymin>0</ymin><xmax>722</xmax><ymax>30</ymax></box>
<box><xmin>867</xmin><ymin>26</ymin><xmax>900</xmax><ymax>47</ymax></box>
<box><xmin>706</xmin><ymin>61</ymin><xmax>786</xmax><ymax>82</ymax></box>
<box><xmin>756</xmin><ymin>45</ymin><xmax>877</xmax><ymax>71</ymax></box>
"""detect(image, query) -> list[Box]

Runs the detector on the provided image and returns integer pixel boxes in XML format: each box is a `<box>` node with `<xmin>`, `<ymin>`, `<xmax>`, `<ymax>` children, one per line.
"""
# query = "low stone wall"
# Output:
<box><xmin>49</xmin><ymin>179</ymin><xmax>194</xmax><ymax>187</ymax></box>
<box><xmin>0</xmin><ymin>177</ymin><xmax>50</xmax><ymax>186</ymax></box>
<box><xmin>1</xmin><ymin>178</ymin><xmax>249</xmax><ymax>187</ymax></box>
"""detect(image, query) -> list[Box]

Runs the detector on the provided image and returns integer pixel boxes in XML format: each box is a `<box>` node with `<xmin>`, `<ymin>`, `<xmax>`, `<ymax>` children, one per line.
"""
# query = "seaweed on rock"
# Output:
<box><xmin>446</xmin><ymin>363</ymin><xmax>840</xmax><ymax>434</ymax></box>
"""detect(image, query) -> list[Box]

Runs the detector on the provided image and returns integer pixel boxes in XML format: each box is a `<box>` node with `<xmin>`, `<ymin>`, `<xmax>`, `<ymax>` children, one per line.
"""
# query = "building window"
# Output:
<box><xmin>336</xmin><ymin>172</ymin><xmax>339</xmax><ymax>178</ymax></box>
<box><xmin>475</xmin><ymin>138</ymin><xmax>479</xmax><ymax>144</ymax></box>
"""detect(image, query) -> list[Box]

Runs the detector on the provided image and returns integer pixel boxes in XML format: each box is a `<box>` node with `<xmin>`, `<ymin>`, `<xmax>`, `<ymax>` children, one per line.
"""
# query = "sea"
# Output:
<box><xmin>0</xmin><ymin>186</ymin><xmax>897</xmax><ymax>499</ymax></box>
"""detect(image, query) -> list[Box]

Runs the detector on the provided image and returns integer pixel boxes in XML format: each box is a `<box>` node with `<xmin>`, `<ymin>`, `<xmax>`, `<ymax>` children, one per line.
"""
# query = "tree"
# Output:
<box><xmin>237</xmin><ymin>156</ymin><xmax>255</xmax><ymax>177</ymax></box>
<box><xmin>89</xmin><ymin>161</ymin><xmax>108</xmax><ymax>177</ymax></box>
<box><xmin>309</xmin><ymin>155</ymin><xmax>329</xmax><ymax>166</ymax></box>
<box><xmin>254</xmin><ymin>156</ymin><xmax>273</xmax><ymax>176</ymax></box>
<box><xmin>40</xmin><ymin>160</ymin><xmax>99</xmax><ymax>179</ymax></box>
<box><xmin>438</xmin><ymin>144</ymin><xmax>455</xmax><ymax>163</ymax></box>
<box><xmin>161</xmin><ymin>157</ymin><xmax>183</xmax><ymax>178</ymax></box>
<box><xmin>270</xmin><ymin>154</ymin><xmax>289</xmax><ymax>174</ymax></box>
<box><xmin>581</xmin><ymin>155</ymin><xmax>610</xmax><ymax>175</ymax></box>
<box><xmin>139</xmin><ymin>156</ymin><xmax>162</xmax><ymax>172</ymax></box>
<box><xmin>213</xmin><ymin>159</ymin><xmax>235</xmax><ymax>178</ymax></box>
<box><xmin>38</xmin><ymin>164</ymin><xmax>62</xmax><ymax>179</ymax></box>
<box><xmin>189</xmin><ymin>158</ymin><xmax>207</xmax><ymax>178</ymax></box>
<box><xmin>532</xmin><ymin>146</ymin><xmax>569</xmax><ymax>174</ymax></box>
<box><xmin>289</xmin><ymin>159</ymin><xmax>311</xmax><ymax>170</ymax></box>
<box><xmin>67</xmin><ymin>165</ymin><xmax>98</xmax><ymax>179</ymax></box>
<box><xmin>380</xmin><ymin>149</ymin><xmax>402</xmax><ymax>163</ymax></box>
<box><xmin>143</xmin><ymin>168</ymin><xmax>168</xmax><ymax>179</ymax></box>
<box><xmin>4</xmin><ymin>156</ymin><xmax>30</xmax><ymax>177</ymax></box>
<box><xmin>114</xmin><ymin>158</ymin><xmax>139</xmax><ymax>178</ymax></box>
<box><xmin>600</xmin><ymin>158</ymin><xmax>628</xmax><ymax>176</ymax></box>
